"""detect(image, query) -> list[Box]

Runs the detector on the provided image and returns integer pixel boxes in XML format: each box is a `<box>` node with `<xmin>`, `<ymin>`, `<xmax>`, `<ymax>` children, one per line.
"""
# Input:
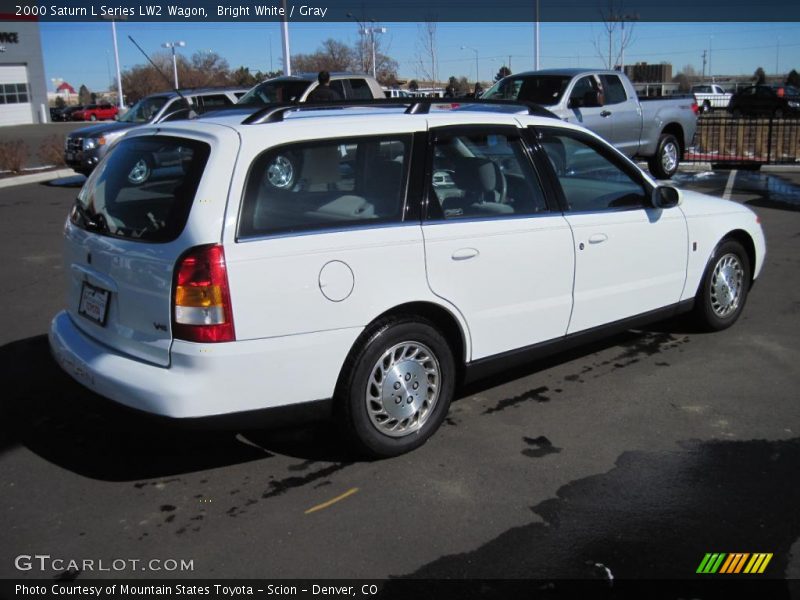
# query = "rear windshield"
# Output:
<box><xmin>483</xmin><ymin>75</ymin><xmax>572</xmax><ymax>106</ymax></box>
<box><xmin>237</xmin><ymin>80</ymin><xmax>311</xmax><ymax>105</ymax></box>
<box><xmin>71</xmin><ymin>136</ymin><xmax>210</xmax><ymax>243</ymax></box>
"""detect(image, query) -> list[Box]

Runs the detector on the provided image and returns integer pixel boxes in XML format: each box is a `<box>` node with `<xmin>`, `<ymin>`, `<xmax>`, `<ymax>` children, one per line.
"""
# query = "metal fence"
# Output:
<box><xmin>685</xmin><ymin>114</ymin><xmax>800</xmax><ymax>165</ymax></box>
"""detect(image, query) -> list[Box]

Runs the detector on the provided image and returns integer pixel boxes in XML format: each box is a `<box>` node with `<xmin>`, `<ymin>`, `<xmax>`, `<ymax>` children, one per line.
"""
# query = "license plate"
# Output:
<box><xmin>78</xmin><ymin>282</ymin><xmax>110</xmax><ymax>326</ymax></box>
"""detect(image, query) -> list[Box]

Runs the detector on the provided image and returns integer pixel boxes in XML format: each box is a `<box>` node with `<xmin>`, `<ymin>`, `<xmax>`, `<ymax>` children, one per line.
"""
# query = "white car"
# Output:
<box><xmin>49</xmin><ymin>100</ymin><xmax>766</xmax><ymax>457</ymax></box>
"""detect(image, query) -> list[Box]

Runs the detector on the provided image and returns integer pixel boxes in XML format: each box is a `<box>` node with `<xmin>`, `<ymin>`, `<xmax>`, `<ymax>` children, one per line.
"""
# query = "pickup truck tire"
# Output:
<box><xmin>648</xmin><ymin>133</ymin><xmax>680</xmax><ymax>180</ymax></box>
<box><xmin>694</xmin><ymin>240</ymin><xmax>751</xmax><ymax>331</ymax></box>
<box><xmin>338</xmin><ymin>316</ymin><xmax>455</xmax><ymax>458</ymax></box>
<box><xmin>702</xmin><ymin>100</ymin><xmax>711</xmax><ymax>113</ymax></box>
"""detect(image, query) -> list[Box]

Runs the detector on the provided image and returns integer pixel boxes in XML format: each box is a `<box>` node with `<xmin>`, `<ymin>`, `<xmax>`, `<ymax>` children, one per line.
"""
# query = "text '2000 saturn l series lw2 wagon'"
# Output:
<box><xmin>49</xmin><ymin>99</ymin><xmax>766</xmax><ymax>457</ymax></box>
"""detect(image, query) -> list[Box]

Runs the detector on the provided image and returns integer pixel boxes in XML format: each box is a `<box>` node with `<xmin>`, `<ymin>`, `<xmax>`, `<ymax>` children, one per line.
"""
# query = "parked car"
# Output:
<box><xmin>692</xmin><ymin>84</ymin><xmax>733</xmax><ymax>112</ymax></box>
<box><xmin>64</xmin><ymin>88</ymin><xmax>248</xmax><ymax>176</ymax></box>
<box><xmin>52</xmin><ymin>105</ymin><xmax>84</xmax><ymax>122</ymax></box>
<box><xmin>49</xmin><ymin>99</ymin><xmax>765</xmax><ymax>458</ymax></box>
<box><xmin>237</xmin><ymin>72</ymin><xmax>385</xmax><ymax>104</ymax></box>
<box><xmin>71</xmin><ymin>103</ymin><xmax>119</xmax><ymax>121</ymax></box>
<box><xmin>727</xmin><ymin>85</ymin><xmax>800</xmax><ymax>118</ymax></box>
<box><xmin>482</xmin><ymin>69</ymin><xmax>699</xmax><ymax>179</ymax></box>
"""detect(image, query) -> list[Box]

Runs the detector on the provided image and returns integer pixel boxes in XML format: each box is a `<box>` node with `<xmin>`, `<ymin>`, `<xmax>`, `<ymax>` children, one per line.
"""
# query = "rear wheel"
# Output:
<box><xmin>702</xmin><ymin>100</ymin><xmax>711</xmax><ymax>113</ymax></box>
<box><xmin>648</xmin><ymin>133</ymin><xmax>680</xmax><ymax>180</ymax></box>
<box><xmin>694</xmin><ymin>240</ymin><xmax>751</xmax><ymax>331</ymax></box>
<box><xmin>338</xmin><ymin>316</ymin><xmax>455</xmax><ymax>458</ymax></box>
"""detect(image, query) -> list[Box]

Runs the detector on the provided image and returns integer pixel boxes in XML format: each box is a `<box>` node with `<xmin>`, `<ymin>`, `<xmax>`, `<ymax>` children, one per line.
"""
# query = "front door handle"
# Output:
<box><xmin>600</xmin><ymin>110</ymin><xmax>612</xmax><ymax>118</ymax></box>
<box><xmin>588</xmin><ymin>233</ymin><xmax>608</xmax><ymax>244</ymax></box>
<box><xmin>452</xmin><ymin>248</ymin><xmax>480</xmax><ymax>261</ymax></box>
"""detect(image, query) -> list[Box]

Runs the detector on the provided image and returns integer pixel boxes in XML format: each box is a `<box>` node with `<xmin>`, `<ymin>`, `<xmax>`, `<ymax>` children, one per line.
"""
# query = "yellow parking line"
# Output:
<box><xmin>304</xmin><ymin>487</ymin><xmax>359</xmax><ymax>514</ymax></box>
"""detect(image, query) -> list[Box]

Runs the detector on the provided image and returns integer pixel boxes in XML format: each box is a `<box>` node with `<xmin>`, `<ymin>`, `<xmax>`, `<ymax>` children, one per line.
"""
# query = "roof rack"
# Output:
<box><xmin>240</xmin><ymin>98</ymin><xmax>556</xmax><ymax>125</ymax></box>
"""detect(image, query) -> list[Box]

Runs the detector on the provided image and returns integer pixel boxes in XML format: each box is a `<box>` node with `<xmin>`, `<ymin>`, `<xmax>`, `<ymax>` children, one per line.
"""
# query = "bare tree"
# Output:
<box><xmin>593</xmin><ymin>0</ymin><xmax>636</xmax><ymax>70</ymax></box>
<box><xmin>415</xmin><ymin>19</ymin><xmax>439</xmax><ymax>87</ymax></box>
<box><xmin>293</xmin><ymin>39</ymin><xmax>356</xmax><ymax>73</ymax></box>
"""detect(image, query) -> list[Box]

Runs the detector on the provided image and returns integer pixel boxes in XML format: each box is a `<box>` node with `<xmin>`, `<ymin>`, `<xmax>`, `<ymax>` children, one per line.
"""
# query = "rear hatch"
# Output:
<box><xmin>65</xmin><ymin>134</ymin><xmax>212</xmax><ymax>366</ymax></box>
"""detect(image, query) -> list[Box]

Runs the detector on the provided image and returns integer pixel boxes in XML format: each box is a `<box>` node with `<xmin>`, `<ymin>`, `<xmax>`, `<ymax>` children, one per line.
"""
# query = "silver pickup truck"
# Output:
<box><xmin>483</xmin><ymin>69</ymin><xmax>698</xmax><ymax>179</ymax></box>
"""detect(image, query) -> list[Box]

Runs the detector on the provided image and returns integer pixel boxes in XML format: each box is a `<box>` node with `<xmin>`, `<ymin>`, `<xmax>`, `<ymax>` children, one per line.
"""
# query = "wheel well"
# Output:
<box><xmin>662</xmin><ymin>123</ymin><xmax>685</xmax><ymax>156</ymax></box>
<box><xmin>375</xmin><ymin>302</ymin><xmax>467</xmax><ymax>370</ymax></box>
<box><xmin>722</xmin><ymin>229</ymin><xmax>757</xmax><ymax>283</ymax></box>
<box><xmin>332</xmin><ymin>302</ymin><xmax>468</xmax><ymax>407</ymax></box>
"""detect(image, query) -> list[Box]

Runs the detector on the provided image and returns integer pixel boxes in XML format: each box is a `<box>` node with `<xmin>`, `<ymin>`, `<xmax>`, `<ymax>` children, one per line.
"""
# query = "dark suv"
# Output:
<box><xmin>64</xmin><ymin>87</ymin><xmax>247</xmax><ymax>176</ymax></box>
<box><xmin>727</xmin><ymin>85</ymin><xmax>800</xmax><ymax>118</ymax></box>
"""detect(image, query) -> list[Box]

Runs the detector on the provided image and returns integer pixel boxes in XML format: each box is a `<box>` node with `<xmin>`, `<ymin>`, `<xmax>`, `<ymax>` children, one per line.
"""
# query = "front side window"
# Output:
<box><xmin>72</xmin><ymin>136</ymin><xmax>210</xmax><ymax>242</ymax></box>
<box><xmin>569</xmin><ymin>76</ymin><xmax>602</xmax><ymax>107</ymax></box>
<box><xmin>429</xmin><ymin>130</ymin><xmax>547</xmax><ymax>220</ymax></box>
<box><xmin>238</xmin><ymin>135</ymin><xmax>411</xmax><ymax>238</ymax></box>
<box><xmin>237</xmin><ymin>80</ymin><xmax>311</xmax><ymax>105</ymax></box>
<box><xmin>538</xmin><ymin>129</ymin><xmax>648</xmax><ymax>212</ymax></box>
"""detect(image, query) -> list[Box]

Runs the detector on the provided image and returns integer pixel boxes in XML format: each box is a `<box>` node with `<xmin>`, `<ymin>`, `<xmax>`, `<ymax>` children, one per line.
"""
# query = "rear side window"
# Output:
<box><xmin>72</xmin><ymin>136</ymin><xmax>210</xmax><ymax>243</ymax></box>
<box><xmin>601</xmin><ymin>75</ymin><xmax>627</xmax><ymax>104</ymax></box>
<box><xmin>348</xmin><ymin>79</ymin><xmax>373</xmax><ymax>99</ymax></box>
<box><xmin>199</xmin><ymin>94</ymin><xmax>233</xmax><ymax>108</ymax></box>
<box><xmin>238</xmin><ymin>135</ymin><xmax>410</xmax><ymax>239</ymax></box>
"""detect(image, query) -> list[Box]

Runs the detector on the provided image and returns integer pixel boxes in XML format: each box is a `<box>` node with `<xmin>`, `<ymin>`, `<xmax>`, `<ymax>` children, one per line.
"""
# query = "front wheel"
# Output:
<box><xmin>694</xmin><ymin>240</ymin><xmax>751</xmax><ymax>331</ymax></box>
<box><xmin>648</xmin><ymin>133</ymin><xmax>680</xmax><ymax>180</ymax></box>
<box><xmin>338</xmin><ymin>317</ymin><xmax>455</xmax><ymax>458</ymax></box>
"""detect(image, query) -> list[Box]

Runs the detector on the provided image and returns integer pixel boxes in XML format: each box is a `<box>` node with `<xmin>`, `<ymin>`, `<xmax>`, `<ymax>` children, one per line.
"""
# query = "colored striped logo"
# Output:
<box><xmin>696</xmin><ymin>553</ymin><xmax>773</xmax><ymax>574</ymax></box>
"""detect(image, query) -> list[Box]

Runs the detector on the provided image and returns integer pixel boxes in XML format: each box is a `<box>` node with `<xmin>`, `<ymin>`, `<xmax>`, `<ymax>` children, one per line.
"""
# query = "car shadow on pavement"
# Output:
<box><xmin>0</xmin><ymin>335</ymin><xmax>356</xmax><ymax>481</ymax></box>
<box><xmin>458</xmin><ymin>314</ymin><xmax>703</xmax><ymax>400</ymax></box>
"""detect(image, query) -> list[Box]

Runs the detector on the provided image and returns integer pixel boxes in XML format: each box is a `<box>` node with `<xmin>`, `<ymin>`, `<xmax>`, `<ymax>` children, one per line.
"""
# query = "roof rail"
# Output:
<box><xmin>240</xmin><ymin>98</ymin><xmax>556</xmax><ymax>125</ymax></box>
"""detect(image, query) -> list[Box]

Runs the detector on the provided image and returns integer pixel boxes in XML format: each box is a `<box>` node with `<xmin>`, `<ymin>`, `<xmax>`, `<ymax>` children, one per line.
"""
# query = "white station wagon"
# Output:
<box><xmin>49</xmin><ymin>100</ymin><xmax>766</xmax><ymax>457</ymax></box>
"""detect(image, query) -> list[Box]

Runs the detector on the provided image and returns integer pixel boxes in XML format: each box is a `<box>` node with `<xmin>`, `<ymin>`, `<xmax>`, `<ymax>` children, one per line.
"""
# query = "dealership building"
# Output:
<box><xmin>0</xmin><ymin>18</ymin><xmax>48</xmax><ymax>125</ymax></box>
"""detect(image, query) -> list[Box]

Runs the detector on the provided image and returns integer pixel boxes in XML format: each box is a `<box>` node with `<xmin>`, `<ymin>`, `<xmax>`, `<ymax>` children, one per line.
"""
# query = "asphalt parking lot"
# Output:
<box><xmin>1</xmin><ymin>169</ymin><xmax>799</xmax><ymax>586</ymax></box>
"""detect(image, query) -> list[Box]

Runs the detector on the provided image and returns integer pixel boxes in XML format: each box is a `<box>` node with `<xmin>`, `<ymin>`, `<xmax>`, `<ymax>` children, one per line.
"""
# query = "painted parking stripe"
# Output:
<box><xmin>723</xmin><ymin>170</ymin><xmax>737</xmax><ymax>200</ymax></box>
<box><xmin>305</xmin><ymin>487</ymin><xmax>359</xmax><ymax>514</ymax></box>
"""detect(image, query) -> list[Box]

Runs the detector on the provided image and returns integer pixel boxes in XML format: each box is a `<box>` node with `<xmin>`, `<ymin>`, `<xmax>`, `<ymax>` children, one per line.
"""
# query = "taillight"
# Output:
<box><xmin>691</xmin><ymin>101</ymin><xmax>699</xmax><ymax>115</ymax></box>
<box><xmin>173</xmin><ymin>244</ymin><xmax>235</xmax><ymax>343</ymax></box>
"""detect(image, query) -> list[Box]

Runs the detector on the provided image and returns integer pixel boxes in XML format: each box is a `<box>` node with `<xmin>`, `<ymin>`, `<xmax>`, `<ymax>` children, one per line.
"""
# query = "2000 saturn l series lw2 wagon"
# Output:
<box><xmin>49</xmin><ymin>99</ymin><xmax>766</xmax><ymax>457</ymax></box>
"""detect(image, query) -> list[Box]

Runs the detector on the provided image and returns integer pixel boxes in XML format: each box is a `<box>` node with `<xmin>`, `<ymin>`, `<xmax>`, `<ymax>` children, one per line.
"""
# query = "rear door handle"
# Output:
<box><xmin>600</xmin><ymin>110</ymin><xmax>612</xmax><ymax>117</ymax></box>
<box><xmin>588</xmin><ymin>233</ymin><xmax>608</xmax><ymax>244</ymax></box>
<box><xmin>452</xmin><ymin>248</ymin><xmax>479</xmax><ymax>261</ymax></box>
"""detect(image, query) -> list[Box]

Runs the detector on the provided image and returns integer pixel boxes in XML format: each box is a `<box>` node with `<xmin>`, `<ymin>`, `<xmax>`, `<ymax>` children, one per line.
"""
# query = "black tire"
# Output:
<box><xmin>693</xmin><ymin>239</ymin><xmax>751</xmax><ymax>331</ymax></box>
<box><xmin>337</xmin><ymin>316</ymin><xmax>455</xmax><ymax>458</ymax></box>
<box><xmin>732</xmin><ymin>108</ymin><xmax>743</xmax><ymax>118</ymax></box>
<box><xmin>773</xmin><ymin>108</ymin><xmax>784</xmax><ymax>119</ymax></box>
<box><xmin>648</xmin><ymin>133</ymin><xmax>680</xmax><ymax>180</ymax></box>
<box><xmin>702</xmin><ymin>100</ymin><xmax>711</xmax><ymax>113</ymax></box>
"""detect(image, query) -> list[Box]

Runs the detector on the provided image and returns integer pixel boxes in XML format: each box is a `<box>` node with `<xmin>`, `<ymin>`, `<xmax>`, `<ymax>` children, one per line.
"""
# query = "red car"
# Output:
<box><xmin>71</xmin><ymin>103</ymin><xmax>119</xmax><ymax>121</ymax></box>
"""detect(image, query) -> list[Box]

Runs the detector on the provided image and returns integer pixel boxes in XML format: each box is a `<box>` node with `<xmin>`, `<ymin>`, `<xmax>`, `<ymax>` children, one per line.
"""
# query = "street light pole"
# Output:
<box><xmin>461</xmin><ymin>46</ymin><xmax>479</xmax><ymax>86</ymax></box>
<box><xmin>347</xmin><ymin>13</ymin><xmax>386</xmax><ymax>78</ymax></box>
<box><xmin>162</xmin><ymin>41</ymin><xmax>186</xmax><ymax>88</ymax></box>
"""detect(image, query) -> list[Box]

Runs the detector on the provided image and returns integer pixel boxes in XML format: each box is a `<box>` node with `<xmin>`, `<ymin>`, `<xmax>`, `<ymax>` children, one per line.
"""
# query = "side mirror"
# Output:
<box><xmin>652</xmin><ymin>185</ymin><xmax>681</xmax><ymax>209</ymax></box>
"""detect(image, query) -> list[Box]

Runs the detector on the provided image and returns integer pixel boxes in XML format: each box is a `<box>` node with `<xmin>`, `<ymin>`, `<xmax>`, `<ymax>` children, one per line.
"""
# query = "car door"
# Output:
<box><xmin>534</xmin><ymin>126</ymin><xmax>688</xmax><ymax>334</ymax></box>
<box><xmin>565</xmin><ymin>75</ymin><xmax>613</xmax><ymax>142</ymax></box>
<box><xmin>421</xmin><ymin>124</ymin><xmax>575</xmax><ymax>361</ymax></box>
<box><xmin>600</xmin><ymin>74</ymin><xmax>642</xmax><ymax>157</ymax></box>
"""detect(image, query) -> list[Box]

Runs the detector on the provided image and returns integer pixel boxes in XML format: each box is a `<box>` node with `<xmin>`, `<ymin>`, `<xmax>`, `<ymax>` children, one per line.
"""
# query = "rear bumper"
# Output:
<box><xmin>49</xmin><ymin>310</ymin><xmax>361</xmax><ymax>420</ymax></box>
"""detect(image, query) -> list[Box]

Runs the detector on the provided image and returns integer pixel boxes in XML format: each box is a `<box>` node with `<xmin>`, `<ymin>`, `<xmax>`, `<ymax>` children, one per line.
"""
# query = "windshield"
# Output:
<box><xmin>119</xmin><ymin>96</ymin><xmax>170</xmax><ymax>123</ymax></box>
<box><xmin>72</xmin><ymin>136</ymin><xmax>210</xmax><ymax>243</ymax></box>
<box><xmin>483</xmin><ymin>75</ymin><xmax>572</xmax><ymax>106</ymax></box>
<box><xmin>237</xmin><ymin>80</ymin><xmax>311</xmax><ymax>105</ymax></box>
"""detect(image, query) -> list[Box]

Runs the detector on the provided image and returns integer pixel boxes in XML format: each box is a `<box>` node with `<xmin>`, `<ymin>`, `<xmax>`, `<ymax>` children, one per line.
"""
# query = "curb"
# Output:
<box><xmin>0</xmin><ymin>168</ymin><xmax>80</xmax><ymax>189</ymax></box>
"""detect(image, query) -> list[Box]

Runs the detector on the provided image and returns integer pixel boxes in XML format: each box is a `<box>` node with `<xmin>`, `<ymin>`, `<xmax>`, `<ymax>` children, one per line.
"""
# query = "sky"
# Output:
<box><xmin>40</xmin><ymin>21</ymin><xmax>800</xmax><ymax>93</ymax></box>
